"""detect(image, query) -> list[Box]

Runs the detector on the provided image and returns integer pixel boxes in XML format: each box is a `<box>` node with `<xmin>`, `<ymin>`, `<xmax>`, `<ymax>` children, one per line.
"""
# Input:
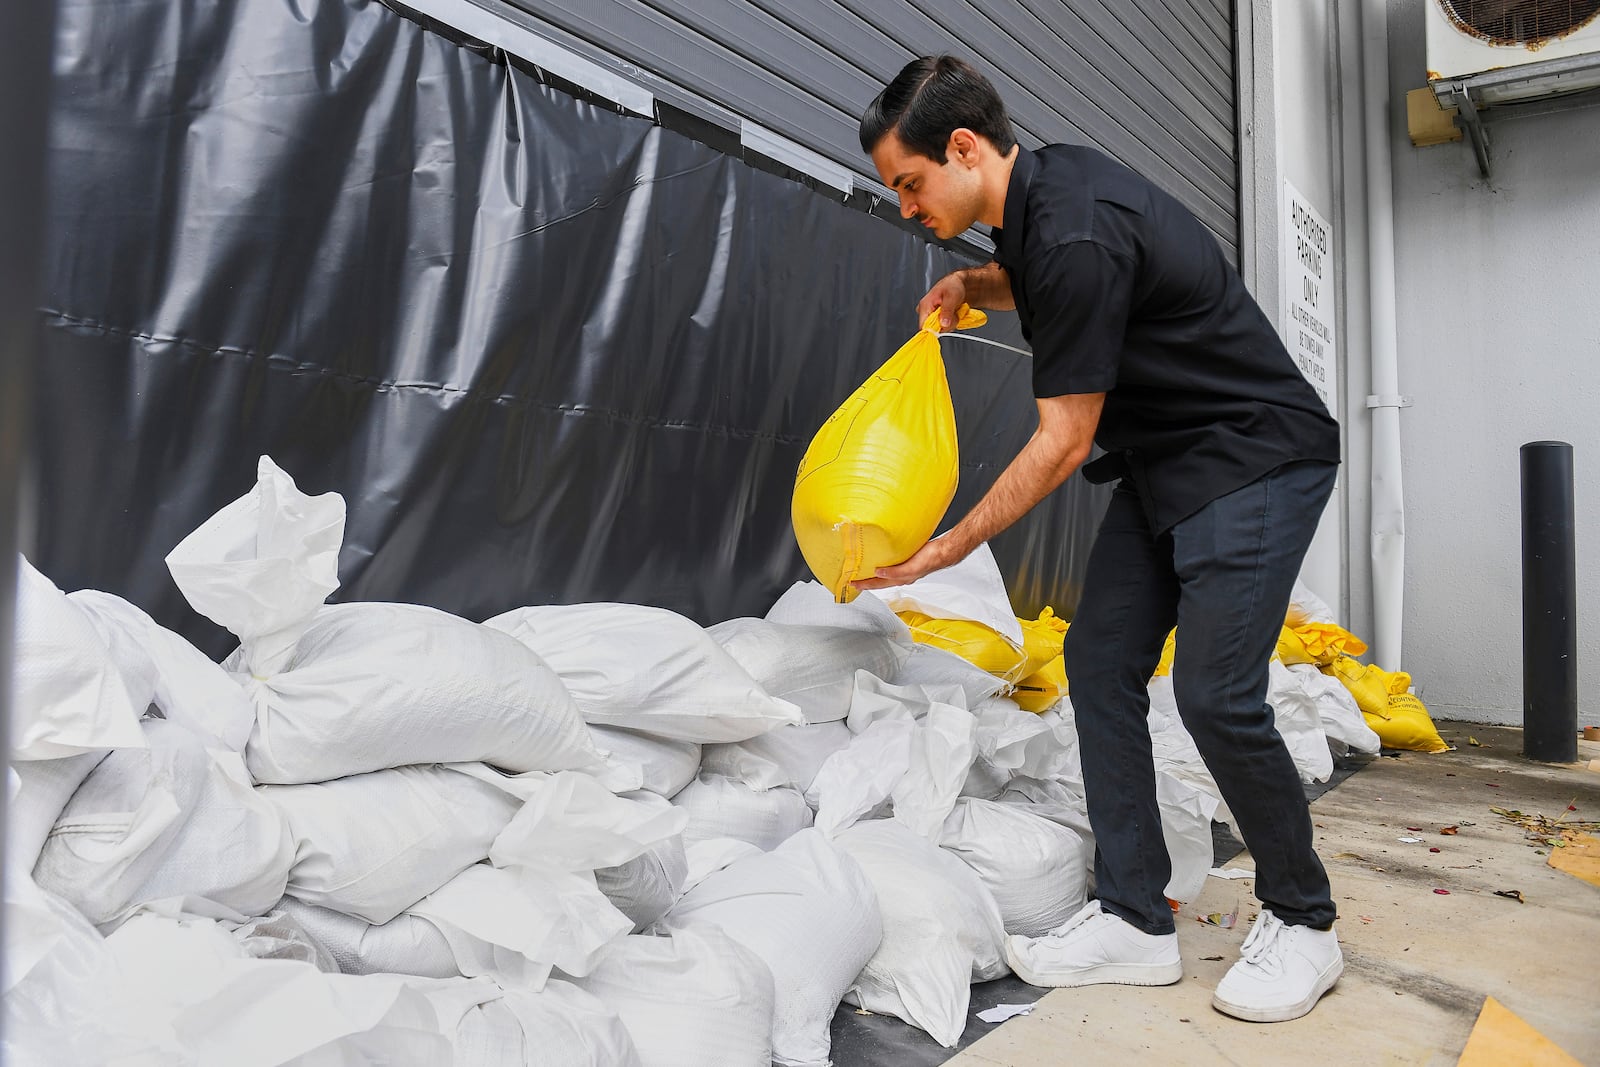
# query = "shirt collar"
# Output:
<box><xmin>991</xmin><ymin>144</ymin><xmax>1035</xmax><ymax>268</ymax></box>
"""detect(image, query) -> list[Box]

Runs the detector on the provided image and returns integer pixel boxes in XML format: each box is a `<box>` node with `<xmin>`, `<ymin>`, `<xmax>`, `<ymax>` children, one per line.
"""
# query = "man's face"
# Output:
<box><xmin>870</xmin><ymin>130</ymin><xmax>983</xmax><ymax>241</ymax></box>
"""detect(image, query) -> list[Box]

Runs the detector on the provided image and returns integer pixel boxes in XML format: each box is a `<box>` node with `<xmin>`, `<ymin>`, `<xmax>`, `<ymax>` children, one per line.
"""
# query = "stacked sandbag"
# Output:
<box><xmin>277</xmin><ymin>897</ymin><xmax>459</xmax><ymax>978</ymax></box>
<box><xmin>568</xmin><ymin>924</ymin><xmax>776</xmax><ymax>1067</ymax></box>
<box><xmin>69</xmin><ymin>589</ymin><xmax>255</xmax><ymax>751</ymax></box>
<box><xmin>667</xmin><ymin>829</ymin><xmax>882</xmax><ymax>1067</ymax></box>
<box><xmin>261</xmin><ymin>764</ymin><xmax>523</xmax><ymax>923</ymax></box>
<box><xmin>165</xmin><ymin>457</ymin><xmax>600</xmax><ymax>784</ymax></box>
<box><xmin>11</xmin><ymin>555</ymin><xmax>145</xmax><ymax>761</ymax></box>
<box><xmin>940</xmin><ymin>797</ymin><xmax>1090</xmax><ymax>937</ymax></box>
<box><xmin>589</xmin><ymin>725</ymin><xmax>701</xmax><ymax>799</ymax></box>
<box><xmin>595</xmin><ymin>832</ymin><xmax>689</xmax><ymax>932</ymax></box>
<box><xmin>712</xmin><ymin>580</ymin><xmax>913</xmax><ymax>720</ymax></box>
<box><xmin>671</xmin><ymin>774</ymin><xmax>813</xmax><ymax>851</ymax></box>
<box><xmin>486</xmin><ymin>602</ymin><xmax>804</xmax><ymax>743</ymax></box>
<box><xmin>7</xmin><ymin>750</ymin><xmax>107</xmax><ymax>873</ymax></box>
<box><xmin>699</xmin><ymin>721</ymin><xmax>852</xmax><ymax>796</ymax></box>
<box><xmin>835</xmin><ymin>819</ymin><xmax>1008</xmax><ymax>1048</ymax></box>
<box><xmin>34</xmin><ymin>717</ymin><xmax>295</xmax><ymax>928</ymax></box>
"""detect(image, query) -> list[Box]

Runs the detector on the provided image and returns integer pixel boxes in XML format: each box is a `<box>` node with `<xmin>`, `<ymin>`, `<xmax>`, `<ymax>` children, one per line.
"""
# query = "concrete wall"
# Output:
<box><xmin>1386</xmin><ymin>0</ymin><xmax>1600</xmax><ymax>723</ymax></box>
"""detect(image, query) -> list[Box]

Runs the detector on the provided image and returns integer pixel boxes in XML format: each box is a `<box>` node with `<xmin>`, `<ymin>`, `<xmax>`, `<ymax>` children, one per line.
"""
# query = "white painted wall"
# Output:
<box><xmin>1385</xmin><ymin>0</ymin><xmax>1600</xmax><ymax>724</ymax></box>
<box><xmin>1239</xmin><ymin>0</ymin><xmax>1358</xmax><ymax>624</ymax></box>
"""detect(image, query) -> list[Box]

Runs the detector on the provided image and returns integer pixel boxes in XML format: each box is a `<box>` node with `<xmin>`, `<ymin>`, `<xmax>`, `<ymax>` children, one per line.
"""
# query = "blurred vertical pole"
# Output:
<box><xmin>1521</xmin><ymin>441</ymin><xmax>1578</xmax><ymax>763</ymax></box>
<box><xmin>1</xmin><ymin>0</ymin><xmax>58</xmax><ymax>1006</ymax></box>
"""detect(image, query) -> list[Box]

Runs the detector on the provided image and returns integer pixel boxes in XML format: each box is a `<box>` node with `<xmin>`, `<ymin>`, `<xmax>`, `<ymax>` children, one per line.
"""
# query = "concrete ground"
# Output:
<box><xmin>951</xmin><ymin>722</ymin><xmax>1600</xmax><ymax>1066</ymax></box>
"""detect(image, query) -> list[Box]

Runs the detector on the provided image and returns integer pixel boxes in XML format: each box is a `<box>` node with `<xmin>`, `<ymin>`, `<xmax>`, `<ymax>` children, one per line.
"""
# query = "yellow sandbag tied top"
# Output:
<box><xmin>1323</xmin><ymin>654</ymin><xmax>1450</xmax><ymax>753</ymax></box>
<box><xmin>898</xmin><ymin>611</ymin><xmax>1026</xmax><ymax>681</ymax></box>
<box><xmin>1276</xmin><ymin>622</ymin><xmax>1367</xmax><ymax>667</ymax></box>
<box><xmin>1016</xmin><ymin>607</ymin><xmax>1069</xmax><ymax>679</ymax></box>
<box><xmin>792</xmin><ymin>305</ymin><xmax>985</xmax><ymax>602</ymax></box>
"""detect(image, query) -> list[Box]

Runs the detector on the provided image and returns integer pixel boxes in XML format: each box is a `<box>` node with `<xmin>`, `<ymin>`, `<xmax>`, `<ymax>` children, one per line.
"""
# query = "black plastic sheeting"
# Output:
<box><xmin>31</xmin><ymin>0</ymin><xmax>1107</xmax><ymax>656</ymax></box>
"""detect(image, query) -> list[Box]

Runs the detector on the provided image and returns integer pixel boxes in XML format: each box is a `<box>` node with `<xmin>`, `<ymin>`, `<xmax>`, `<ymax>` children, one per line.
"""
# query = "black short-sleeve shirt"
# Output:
<box><xmin>991</xmin><ymin>145</ymin><xmax>1340</xmax><ymax>533</ymax></box>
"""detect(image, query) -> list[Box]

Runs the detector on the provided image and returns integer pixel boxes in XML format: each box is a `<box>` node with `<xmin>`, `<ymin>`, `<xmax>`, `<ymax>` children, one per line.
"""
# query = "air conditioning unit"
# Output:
<box><xmin>1426</xmin><ymin>1</ymin><xmax>1600</xmax><ymax>105</ymax></box>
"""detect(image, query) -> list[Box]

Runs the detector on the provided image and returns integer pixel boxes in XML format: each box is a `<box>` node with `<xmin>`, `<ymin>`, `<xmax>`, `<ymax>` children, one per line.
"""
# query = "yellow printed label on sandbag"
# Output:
<box><xmin>792</xmin><ymin>307</ymin><xmax>985</xmax><ymax>602</ymax></box>
<box><xmin>1366</xmin><ymin>692</ymin><xmax>1451</xmax><ymax>753</ymax></box>
<box><xmin>898</xmin><ymin>610</ymin><xmax>1025</xmax><ymax>680</ymax></box>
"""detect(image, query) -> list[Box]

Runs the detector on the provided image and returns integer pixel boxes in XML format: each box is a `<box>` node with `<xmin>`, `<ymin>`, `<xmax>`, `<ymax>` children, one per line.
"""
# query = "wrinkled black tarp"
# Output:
<box><xmin>32</xmin><ymin>0</ymin><xmax>1106</xmax><ymax>655</ymax></box>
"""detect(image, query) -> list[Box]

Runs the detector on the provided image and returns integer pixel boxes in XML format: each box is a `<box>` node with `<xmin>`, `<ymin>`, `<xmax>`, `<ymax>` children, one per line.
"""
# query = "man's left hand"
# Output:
<box><xmin>849</xmin><ymin>534</ymin><xmax>969</xmax><ymax>591</ymax></box>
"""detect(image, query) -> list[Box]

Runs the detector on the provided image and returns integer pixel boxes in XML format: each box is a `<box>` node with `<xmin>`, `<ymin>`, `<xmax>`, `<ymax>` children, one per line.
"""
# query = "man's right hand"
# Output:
<box><xmin>917</xmin><ymin>273</ymin><xmax>968</xmax><ymax>332</ymax></box>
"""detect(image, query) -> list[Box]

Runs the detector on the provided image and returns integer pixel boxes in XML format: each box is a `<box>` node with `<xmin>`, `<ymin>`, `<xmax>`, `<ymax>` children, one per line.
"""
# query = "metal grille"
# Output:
<box><xmin>1439</xmin><ymin>0</ymin><xmax>1600</xmax><ymax>44</ymax></box>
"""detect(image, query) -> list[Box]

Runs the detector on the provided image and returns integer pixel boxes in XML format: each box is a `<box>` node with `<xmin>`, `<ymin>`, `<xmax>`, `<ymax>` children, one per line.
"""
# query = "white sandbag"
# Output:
<box><xmin>12</xmin><ymin>555</ymin><xmax>145</xmax><ymax>760</ymax></box>
<box><xmin>446</xmin><ymin>981</ymin><xmax>642</xmax><ymax>1067</ymax></box>
<box><xmin>230</xmin><ymin>602</ymin><xmax>599</xmax><ymax>784</ymax></box>
<box><xmin>668</xmin><ymin>829</ymin><xmax>882</xmax><ymax>1067</ymax></box>
<box><xmin>1266</xmin><ymin>660</ymin><xmax>1338</xmax><ymax>784</ymax></box>
<box><xmin>486</xmin><ymin>774</ymin><xmax>689</xmax><ymax>875</ymax></box>
<box><xmin>996</xmin><ymin>775</ymin><xmax>1096</xmax><ymax>849</ymax></box>
<box><xmin>1146</xmin><ymin>676</ymin><xmax>1231</xmax><ymax>825</ymax></box>
<box><xmin>869</xmin><ymin>542</ymin><xmax>1026</xmax><ymax>647</ymax></box>
<box><xmin>34</xmin><ymin>718</ymin><xmax>294</xmax><ymax>927</ymax></box>
<box><xmin>279</xmin><ymin>897</ymin><xmax>460</xmax><ymax>978</ymax></box>
<box><xmin>486</xmin><ymin>603</ymin><xmax>803</xmax><ymax>743</ymax></box>
<box><xmin>671</xmin><ymin>774</ymin><xmax>813</xmax><ymax>851</ymax></box>
<box><xmin>1282</xmin><ymin>661</ymin><xmax>1382</xmax><ymax>757</ymax></box>
<box><xmin>807</xmin><ymin>717</ymin><xmax>912</xmax><ymax>837</ymax></box>
<box><xmin>70</xmin><ymin>589</ymin><xmax>255</xmax><ymax>751</ymax></box>
<box><xmin>596</xmin><ymin>834</ymin><xmax>688</xmax><ymax>933</ymax></box>
<box><xmin>263</xmin><ymin>763</ymin><xmax>523</xmax><ymax>924</ymax></box>
<box><xmin>835</xmin><ymin>820</ymin><xmax>1007</xmax><ymax>1048</ymax></box>
<box><xmin>226</xmin><ymin>907</ymin><xmax>340</xmax><ymax>972</ymax></box>
<box><xmin>700</xmin><ymin>721</ymin><xmax>852</xmax><ymax>795</ymax></box>
<box><xmin>589</xmin><ymin>725</ymin><xmax>701</xmax><ymax>799</ymax></box>
<box><xmin>1157</xmin><ymin>769</ymin><xmax>1218</xmax><ymax>904</ymax></box>
<box><xmin>6</xmin><ymin>751</ymin><xmax>105</xmax><ymax>873</ymax></box>
<box><xmin>892</xmin><ymin>644</ymin><xmax>1009</xmax><ymax>708</ymax></box>
<box><xmin>569</xmin><ymin>924</ymin><xmax>776</xmax><ymax>1067</ymax></box>
<box><xmin>166</xmin><ymin>457</ymin><xmax>597</xmax><ymax>784</ymax></box>
<box><xmin>806</xmin><ymin>673</ymin><xmax>974</xmax><ymax>841</ymax></box>
<box><xmin>939</xmin><ymin>798</ymin><xmax>1090</xmax><ymax>937</ymax></box>
<box><xmin>3</xmin><ymin>872</ymin><xmax>129</xmax><ymax>1065</ymax></box>
<box><xmin>708</xmin><ymin>595</ymin><xmax>911</xmax><ymax>724</ymax></box>
<box><xmin>409</xmin><ymin>863</ymin><xmax>632</xmax><ymax>988</ymax></box>
<box><xmin>679</xmin><ymin>838</ymin><xmax>764</xmax><ymax>897</ymax></box>
<box><xmin>96</xmin><ymin>914</ymin><xmax>471</xmax><ymax>1065</ymax></box>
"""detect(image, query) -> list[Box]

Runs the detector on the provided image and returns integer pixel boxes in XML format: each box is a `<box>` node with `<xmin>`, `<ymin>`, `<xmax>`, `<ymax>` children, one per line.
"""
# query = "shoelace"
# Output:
<box><xmin>1238</xmin><ymin>911</ymin><xmax>1289</xmax><ymax>977</ymax></box>
<box><xmin>1041</xmin><ymin>901</ymin><xmax>1106</xmax><ymax>940</ymax></box>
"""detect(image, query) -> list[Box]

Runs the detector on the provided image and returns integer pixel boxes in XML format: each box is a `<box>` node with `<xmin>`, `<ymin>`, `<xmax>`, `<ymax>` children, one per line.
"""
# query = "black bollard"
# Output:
<box><xmin>1521</xmin><ymin>441</ymin><xmax>1578</xmax><ymax>763</ymax></box>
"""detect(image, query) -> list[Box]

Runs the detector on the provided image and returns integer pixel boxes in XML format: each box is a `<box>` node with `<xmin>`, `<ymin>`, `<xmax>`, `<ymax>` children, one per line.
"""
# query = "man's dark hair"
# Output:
<box><xmin>859</xmin><ymin>55</ymin><xmax>1017</xmax><ymax>162</ymax></box>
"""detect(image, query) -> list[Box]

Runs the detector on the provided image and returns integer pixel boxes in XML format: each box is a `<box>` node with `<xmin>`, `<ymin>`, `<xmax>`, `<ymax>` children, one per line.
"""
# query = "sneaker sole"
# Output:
<box><xmin>1004</xmin><ymin>939</ymin><xmax>1184</xmax><ymax>989</ymax></box>
<box><xmin>1210</xmin><ymin>958</ymin><xmax>1344</xmax><ymax>1023</ymax></box>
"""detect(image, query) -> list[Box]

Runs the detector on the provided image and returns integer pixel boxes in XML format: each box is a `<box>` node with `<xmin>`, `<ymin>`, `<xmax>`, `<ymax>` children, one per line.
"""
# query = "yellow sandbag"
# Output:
<box><xmin>1017</xmin><ymin>607</ymin><xmax>1068</xmax><ymax>679</ymax></box>
<box><xmin>1276</xmin><ymin>622</ymin><xmax>1367</xmax><ymax>667</ymax></box>
<box><xmin>1322</xmin><ymin>655</ymin><xmax>1391</xmax><ymax>716</ymax></box>
<box><xmin>1367</xmin><ymin>693</ymin><xmax>1451</xmax><ymax>753</ymax></box>
<box><xmin>792</xmin><ymin>306</ymin><xmax>985</xmax><ymax>602</ymax></box>
<box><xmin>1151</xmin><ymin>629</ymin><xmax>1177</xmax><ymax>678</ymax></box>
<box><xmin>898</xmin><ymin>611</ymin><xmax>1025</xmax><ymax>679</ymax></box>
<box><xmin>1013</xmin><ymin>653</ymin><xmax>1069</xmax><ymax>714</ymax></box>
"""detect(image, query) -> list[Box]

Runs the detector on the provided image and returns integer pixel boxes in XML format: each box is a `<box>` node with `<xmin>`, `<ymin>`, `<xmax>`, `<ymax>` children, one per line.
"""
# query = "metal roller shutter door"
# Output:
<box><xmin>455</xmin><ymin>0</ymin><xmax>1240</xmax><ymax>261</ymax></box>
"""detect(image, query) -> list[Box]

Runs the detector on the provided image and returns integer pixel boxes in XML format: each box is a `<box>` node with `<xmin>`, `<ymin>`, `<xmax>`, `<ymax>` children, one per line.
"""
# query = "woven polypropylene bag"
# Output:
<box><xmin>791</xmin><ymin>307</ymin><xmax>984</xmax><ymax>602</ymax></box>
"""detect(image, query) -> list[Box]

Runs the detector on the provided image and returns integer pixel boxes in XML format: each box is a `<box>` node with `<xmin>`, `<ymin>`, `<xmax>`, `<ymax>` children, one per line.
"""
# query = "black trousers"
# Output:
<box><xmin>1064</xmin><ymin>460</ymin><xmax>1340</xmax><ymax>935</ymax></box>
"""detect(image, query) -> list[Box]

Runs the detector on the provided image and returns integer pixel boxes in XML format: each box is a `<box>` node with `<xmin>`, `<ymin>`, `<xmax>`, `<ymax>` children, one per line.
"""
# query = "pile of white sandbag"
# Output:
<box><xmin>6</xmin><ymin>455</ymin><xmax>1378</xmax><ymax>1063</ymax></box>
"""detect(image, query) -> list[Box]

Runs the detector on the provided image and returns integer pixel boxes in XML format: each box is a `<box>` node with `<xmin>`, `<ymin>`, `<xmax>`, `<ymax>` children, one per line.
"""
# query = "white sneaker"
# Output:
<box><xmin>1003</xmin><ymin>900</ymin><xmax>1183</xmax><ymax>988</ymax></box>
<box><xmin>1212</xmin><ymin>910</ymin><xmax>1343</xmax><ymax>1022</ymax></box>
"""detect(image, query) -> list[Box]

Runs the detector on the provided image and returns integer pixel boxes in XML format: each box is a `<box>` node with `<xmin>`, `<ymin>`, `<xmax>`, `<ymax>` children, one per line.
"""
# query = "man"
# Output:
<box><xmin>851</xmin><ymin>55</ymin><xmax>1344</xmax><ymax>1023</ymax></box>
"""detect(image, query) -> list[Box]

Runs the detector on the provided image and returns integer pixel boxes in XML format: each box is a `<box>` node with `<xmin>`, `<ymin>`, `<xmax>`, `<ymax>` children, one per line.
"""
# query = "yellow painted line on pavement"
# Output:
<box><xmin>1457</xmin><ymin>997</ymin><xmax>1580</xmax><ymax>1067</ymax></box>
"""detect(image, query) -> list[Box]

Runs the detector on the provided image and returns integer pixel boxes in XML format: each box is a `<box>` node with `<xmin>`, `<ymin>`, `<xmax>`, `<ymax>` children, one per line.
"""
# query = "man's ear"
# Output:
<box><xmin>948</xmin><ymin>128</ymin><xmax>981</xmax><ymax>165</ymax></box>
